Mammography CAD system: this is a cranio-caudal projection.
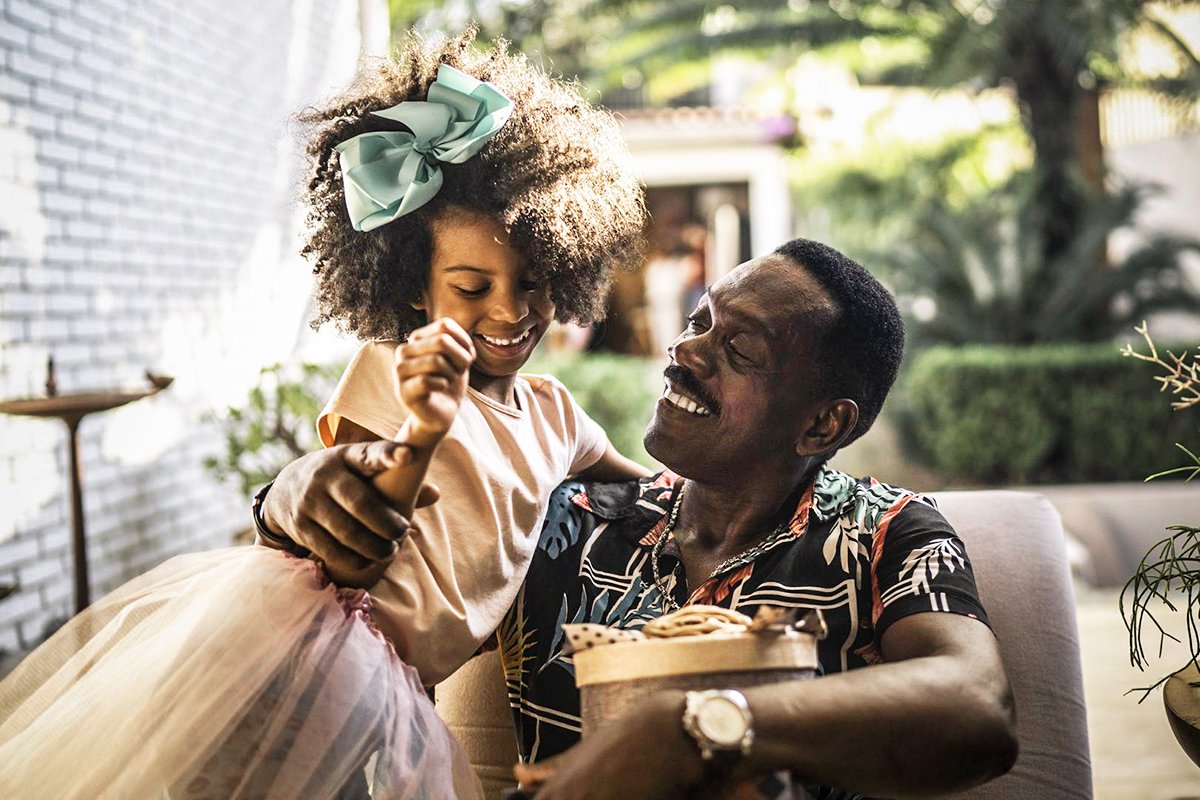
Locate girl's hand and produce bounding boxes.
[394,318,475,448]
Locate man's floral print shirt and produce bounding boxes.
[498,466,991,800]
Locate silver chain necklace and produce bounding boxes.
[651,482,795,612]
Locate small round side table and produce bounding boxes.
[0,381,171,613]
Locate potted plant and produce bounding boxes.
[1120,322,1200,765]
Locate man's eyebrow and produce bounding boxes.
[708,289,779,341]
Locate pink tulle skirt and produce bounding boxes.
[0,546,483,800]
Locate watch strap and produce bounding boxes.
[252,482,311,557]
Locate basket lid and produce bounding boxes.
[573,631,818,687]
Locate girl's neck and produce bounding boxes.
[468,369,520,407]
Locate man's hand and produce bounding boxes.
[513,692,703,800]
[262,440,439,588]
[394,318,475,448]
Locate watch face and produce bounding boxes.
[697,696,748,746]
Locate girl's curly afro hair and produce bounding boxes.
[298,29,647,341]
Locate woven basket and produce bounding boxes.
[573,631,818,736]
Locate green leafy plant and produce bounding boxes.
[204,363,346,499]
[874,173,1200,348]
[903,341,1198,484]
[1120,322,1200,701]
[573,0,1199,284]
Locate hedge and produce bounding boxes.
[903,343,1198,484]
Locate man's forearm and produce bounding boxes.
[735,649,1016,796]
[634,615,1017,798]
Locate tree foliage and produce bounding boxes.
[203,363,344,500]
[875,173,1200,346]
[575,0,1199,268]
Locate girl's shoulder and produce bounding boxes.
[516,372,570,399]
[515,373,584,418]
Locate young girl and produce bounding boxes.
[0,30,648,799]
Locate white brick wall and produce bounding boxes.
[0,0,366,654]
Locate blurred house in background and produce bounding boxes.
[601,106,793,355]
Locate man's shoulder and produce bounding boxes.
[550,471,679,519]
[811,465,940,530]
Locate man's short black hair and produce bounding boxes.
[774,238,905,448]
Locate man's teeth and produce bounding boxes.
[663,388,712,417]
[479,330,532,347]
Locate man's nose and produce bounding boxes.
[490,290,529,324]
[668,331,713,378]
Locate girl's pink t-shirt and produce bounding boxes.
[318,341,607,685]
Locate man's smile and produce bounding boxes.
[661,380,716,417]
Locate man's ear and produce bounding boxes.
[795,399,859,457]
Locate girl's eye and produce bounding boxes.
[454,285,489,298]
[519,279,540,292]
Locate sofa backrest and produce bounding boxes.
[930,490,1092,800]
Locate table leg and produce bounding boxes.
[66,418,89,613]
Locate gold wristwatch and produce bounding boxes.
[682,688,755,770]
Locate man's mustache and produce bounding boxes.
[662,364,720,414]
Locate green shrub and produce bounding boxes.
[204,362,346,499]
[526,351,662,468]
[904,344,1198,484]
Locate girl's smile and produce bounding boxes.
[417,210,555,405]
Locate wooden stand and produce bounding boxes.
[0,383,171,613]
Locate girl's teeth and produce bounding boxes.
[481,330,530,346]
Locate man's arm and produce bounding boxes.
[258,428,439,588]
[743,613,1016,795]
[517,612,1017,799]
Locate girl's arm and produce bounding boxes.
[576,441,653,481]
[362,318,475,524]
[262,320,473,588]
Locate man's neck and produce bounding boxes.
[673,461,822,565]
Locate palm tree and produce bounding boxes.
[576,0,1200,290]
[875,174,1200,346]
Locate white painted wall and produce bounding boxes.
[0,0,367,653]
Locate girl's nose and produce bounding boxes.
[490,290,529,324]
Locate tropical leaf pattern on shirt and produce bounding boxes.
[818,473,915,584]
[501,468,987,800]
[498,588,536,697]
[539,480,588,558]
[898,538,966,593]
[822,512,870,582]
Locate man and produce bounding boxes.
[262,238,1017,799]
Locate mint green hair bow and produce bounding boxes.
[334,65,514,232]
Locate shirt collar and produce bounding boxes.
[572,464,863,547]
[569,470,680,525]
